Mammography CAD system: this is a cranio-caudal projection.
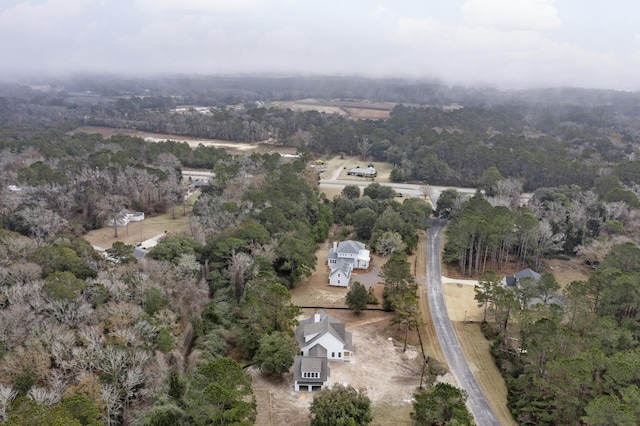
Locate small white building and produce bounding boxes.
[107,210,145,227]
[347,166,377,178]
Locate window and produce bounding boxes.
[300,351,304,356]
[332,352,335,357]
[338,352,342,358]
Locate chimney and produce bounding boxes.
[314,312,321,323]
[333,241,337,251]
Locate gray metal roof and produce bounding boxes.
[337,240,365,254]
[514,268,541,282]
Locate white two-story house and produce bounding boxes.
[293,311,353,391]
[327,240,370,287]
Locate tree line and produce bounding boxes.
[475,242,640,425]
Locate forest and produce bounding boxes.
[1,75,640,424]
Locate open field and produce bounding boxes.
[70,126,298,156]
[268,99,348,116]
[267,98,394,120]
[332,100,395,120]
[82,192,197,249]
[82,210,191,249]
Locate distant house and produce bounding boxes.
[327,240,370,287]
[107,209,145,227]
[505,268,564,307]
[347,166,377,178]
[293,311,353,391]
[505,268,541,287]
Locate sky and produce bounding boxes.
[2,0,640,91]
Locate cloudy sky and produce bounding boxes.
[2,0,640,90]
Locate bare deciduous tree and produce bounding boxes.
[226,251,254,301]
[0,385,17,423]
[0,304,37,351]
[13,204,69,243]
[101,383,123,426]
[0,262,41,285]
[27,386,61,406]
[577,235,630,268]
[357,137,372,161]
[494,178,523,208]
[603,201,629,221]
[96,194,130,238]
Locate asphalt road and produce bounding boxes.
[319,179,427,198]
[426,219,500,426]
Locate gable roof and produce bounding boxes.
[514,268,541,282]
[348,166,377,175]
[296,311,353,352]
[337,240,365,254]
[329,261,352,278]
[293,356,329,383]
[301,357,322,373]
[309,344,327,358]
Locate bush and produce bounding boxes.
[367,287,379,305]
[310,384,372,426]
[144,287,168,316]
[156,327,174,352]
